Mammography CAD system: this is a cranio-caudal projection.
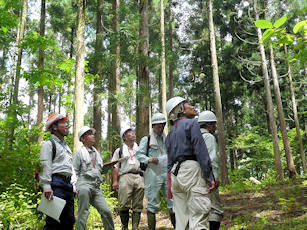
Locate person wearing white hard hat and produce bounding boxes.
[198,111,224,230]
[39,113,77,229]
[111,128,144,230]
[135,113,175,230]
[165,97,216,230]
[73,126,115,230]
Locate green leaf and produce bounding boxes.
[273,16,287,28]
[255,20,273,29]
[259,29,274,43]
[293,20,307,34]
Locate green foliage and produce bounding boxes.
[254,14,306,62]
[0,183,44,229]
[230,126,275,180]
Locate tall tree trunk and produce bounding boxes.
[207,0,229,185]
[136,0,150,142]
[284,46,306,173]
[168,0,174,98]
[253,0,283,180]
[160,0,168,132]
[37,0,46,144]
[93,0,104,152]
[73,0,86,152]
[8,0,27,149]
[269,45,297,177]
[109,0,121,151]
[66,26,75,121]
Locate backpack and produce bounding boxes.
[118,135,150,171]
[34,139,57,182]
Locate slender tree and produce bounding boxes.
[73,0,86,151]
[269,45,297,177]
[110,0,121,151]
[136,0,150,142]
[168,0,174,99]
[207,0,229,185]
[37,0,46,144]
[160,0,168,131]
[93,0,104,152]
[254,0,283,180]
[284,46,306,173]
[8,0,27,149]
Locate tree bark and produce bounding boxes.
[93,0,104,152]
[8,0,27,149]
[160,0,168,132]
[207,0,229,185]
[37,0,46,144]
[136,0,150,143]
[269,45,297,177]
[253,0,283,180]
[73,0,86,152]
[109,0,121,151]
[168,0,174,99]
[284,46,306,173]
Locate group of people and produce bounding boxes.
[39,96,224,230]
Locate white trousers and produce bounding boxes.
[171,160,211,230]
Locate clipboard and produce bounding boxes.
[37,194,66,223]
[101,157,127,174]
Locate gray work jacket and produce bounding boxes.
[39,134,76,190]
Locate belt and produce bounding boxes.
[173,155,197,176]
[52,173,71,183]
[124,171,143,177]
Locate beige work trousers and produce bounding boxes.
[118,173,144,212]
[171,160,211,230]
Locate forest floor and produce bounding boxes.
[112,178,306,229]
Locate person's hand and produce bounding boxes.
[148,157,159,164]
[44,188,53,200]
[207,180,216,193]
[215,178,220,188]
[73,189,78,197]
[112,181,119,191]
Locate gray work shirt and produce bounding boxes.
[73,146,104,188]
[166,118,214,182]
[39,134,76,190]
[200,128,220,179]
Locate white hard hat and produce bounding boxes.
[198,111,217,123]
[78,126,96,141]
[120,127,134,139]
[152,113,166,124]
[166,96,186,116]
[45,113,67,130]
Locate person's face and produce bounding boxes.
[207,122,217,134]
[153,123,166,136]
[82,130,95,147]
[124,130,136,143]
[183,102,196,118]
[54,119,69,136]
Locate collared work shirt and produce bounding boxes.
[112,143,140,176]
[200,128,220,179]
[166,118,214,182]
[73,146,104,188]
[39,134,76,190]
[136,129,166,164]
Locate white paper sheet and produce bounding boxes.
[150,155,168,175]
[37,194,66,223]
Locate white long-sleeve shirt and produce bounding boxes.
[39,134,76,190]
